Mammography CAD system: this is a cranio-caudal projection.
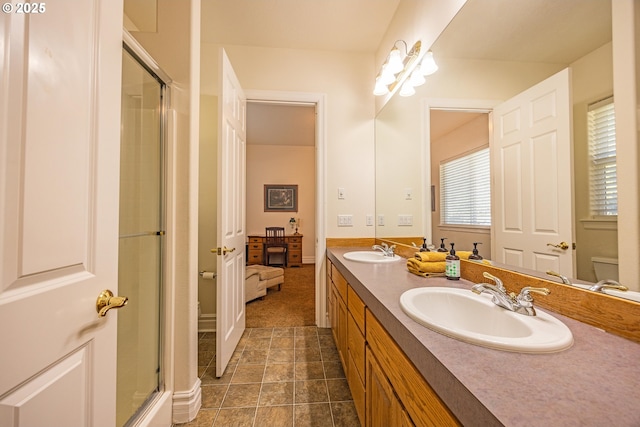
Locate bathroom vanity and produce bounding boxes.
[327,247,640,427]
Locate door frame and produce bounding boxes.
[244,90,328,328]
[422,98,502,255]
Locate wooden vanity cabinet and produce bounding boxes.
[328,261,348,368]
[366,345,413,427]
[327,257,459,427]
[366,311,460,427]
[347,286,366,425]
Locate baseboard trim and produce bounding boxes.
[198,314,215,333]
[172,378,202,424]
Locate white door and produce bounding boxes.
[0,1,123,426]
[216,49,247,377]
[492,68,575,276]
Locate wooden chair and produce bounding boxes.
[264,227,288,267]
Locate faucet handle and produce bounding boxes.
[546,270,571,285]
[517,287,550,302]
[482,272,505,292]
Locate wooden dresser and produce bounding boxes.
[247,234,303,267]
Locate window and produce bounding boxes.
[440,147,490,226]
[588,97,617,216]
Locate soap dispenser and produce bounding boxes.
[469,242,483,261]
[420,237,430,252]
[445,243,460,280]
[436,238,448,252]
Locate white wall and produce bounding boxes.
[571,42,617,282]
[127,0,201,422]
[198,94,217,324]
[612,0,640,288]
[201,43,376,239]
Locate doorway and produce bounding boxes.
[117,45,167,427]
[245,91,327,327]
[245,100,317,325]
[429,109,492,255]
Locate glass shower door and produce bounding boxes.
[117,47,165,427]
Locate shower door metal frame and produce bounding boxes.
[120,32,172,427]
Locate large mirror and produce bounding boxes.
[375,0,633,296]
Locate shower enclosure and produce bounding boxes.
[117,45,167,427]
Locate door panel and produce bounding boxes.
[493,68,575,276]
[216,49,247,377]
[0,1,123,425]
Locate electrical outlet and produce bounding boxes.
[398,214,413,226]
[338,187,345,199]
[337,214,353,227]
[366,214,374,226]
[377,214,385,226]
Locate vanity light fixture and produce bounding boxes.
[374,40,438,97]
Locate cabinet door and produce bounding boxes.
[337,294,348,368]
[366,311,460,426]
[329,284,337,342]
[366,346,413,427]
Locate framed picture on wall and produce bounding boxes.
[264,184,298,212]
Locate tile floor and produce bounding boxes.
[178,326,360,427]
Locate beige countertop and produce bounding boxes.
[327,247,640,427]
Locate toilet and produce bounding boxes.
[591,256,619,281]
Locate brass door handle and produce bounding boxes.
[96,290,128,317]
[211,246,236,255]
[547,241,569,250]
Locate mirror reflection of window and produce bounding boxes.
[439,147,491,226]
[588,97,617,217]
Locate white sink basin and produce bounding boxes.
[400,287,573,353]
[343,251,403,264]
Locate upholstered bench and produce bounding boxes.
[245,265,284,303]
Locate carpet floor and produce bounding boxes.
[246,264,316,328]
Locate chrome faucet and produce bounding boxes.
[589,279,628,293]
[372,242,396,257]
[546,270,571,285]
[471,272,550,316]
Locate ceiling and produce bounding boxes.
[433,0,611,64]
[201,0,401,53]
[200,0,401,146]
[247,102,316,146]
[200,0,612,146]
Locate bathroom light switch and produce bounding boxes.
[338,187,345,199]
[404,188,413,200]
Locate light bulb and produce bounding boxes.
[399,81,415,97]
[420,51,438,76]
[387,48,404,74]
[379,67,396,85]
[373,79,389,96]
[409,69,425,87]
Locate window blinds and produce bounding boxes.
[439,147,491,226]
[588,98,617,216]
